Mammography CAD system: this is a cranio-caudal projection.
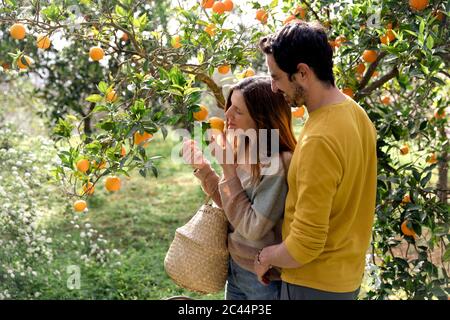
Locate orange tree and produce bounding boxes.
[0,0,448,299]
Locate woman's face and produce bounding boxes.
[225,90,257,132]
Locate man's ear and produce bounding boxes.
[296,63,310,80]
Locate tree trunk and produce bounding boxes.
[437,126,449,203]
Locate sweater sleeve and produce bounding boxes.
[284,136,342,265]
[218,170,288,242]
[193,165,222,208]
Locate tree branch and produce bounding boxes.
[355,67,399,100]
[357,51,388,92]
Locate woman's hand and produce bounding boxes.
[210,132,237,180]
[181,138,209,170]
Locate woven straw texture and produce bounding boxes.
[164,203,229,294]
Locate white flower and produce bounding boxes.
[80,232,86,238]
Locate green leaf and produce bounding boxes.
[97,81,108,93]
[443,246,450,262]
[420,172,432,187]
[426,36,434,50]
[115,4,127,17]
[86,94,103,103]
[93,105,108,113]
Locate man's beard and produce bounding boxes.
[284,82,306,108]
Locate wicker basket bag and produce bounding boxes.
[164,198,229,294]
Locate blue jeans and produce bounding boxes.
[225,258,281,300]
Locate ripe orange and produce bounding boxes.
[328,40,337,49]
[218,64,230,74]
[16,55,33,69]
[400,145,409,155]
[212,1,226,14]
[381,96,391,105]
[362,50,378,63]
[335,35,347,47]
[106,90,118,102]
[434,109,446,120]
[372,71,380,78]
[134,131,153,146]
[208,117,225,132]
[256,9,268,24]
[283,15,299,25]
[409,0,429,11]
[121,145,127,157]
[427,153,438,164]
[223,0,234,11]
[242,67,255,78]
[293,6,307,19]
[201,0,214,8]
[205,24,216,37]
[342,88,354,98]
[401,220,416,237]
[121,32,129,41]
[74,200,87,212]
[83,182,95,195]
[171,35,182,49]
[105,176,121,192]
[380,29,395,44]
[193,105,209,121]
[76,159,90,173]
[92,160,106,169]
[36,35,51,50]
[10,23,26,40]
[89,46,104,61]
[292,106,305,118]
[402,194,411,204]
[356,63,365,75]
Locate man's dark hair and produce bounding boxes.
[259,21,335,86]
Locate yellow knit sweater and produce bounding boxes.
[282,97,377,293]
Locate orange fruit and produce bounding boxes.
[10,23,26,40]
[16,55,33,69]
[208,117,225,132]
[218,64,230,74]
[401,220,416,237]
[380,29,396,44]
[83,182,95,195]
[381,96,391,105]
[372,71,380,78]
[242,68,255,78]
[434,109,446,120]
[409,0,429,11]
[121,32,129,41]
[89,46,104,61]
[76,159,90,173]
[73,200,87,212]
[1,62,10,70]
[171,35,182,49]
[201,0,214,8]
[402,194,411,204]
[342,88,354,98]
[134,131,153,146]
[427,153,438,164]
[400,145,409,155]
[106,90,118,102]
[362,50,378,63]
[223,0,234,11]
[212,1,226,14]
[328,40,337,49]
[292,106,305,118]
[193,105,209,121]
[256,9,268,24]
[335,35,347,47]
[356,63,365,75]
[205,23,216,37]
[105,176,121,192]
[433,10,445,21]
[121,146,127,157]
[36,34,51,50]
[92,160,106,169]
[283,15,299,25]
[293,6,307,19]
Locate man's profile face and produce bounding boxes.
[266,54,306,108]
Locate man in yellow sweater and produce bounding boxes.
[255,21,377,299]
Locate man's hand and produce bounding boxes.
[254,251,272,286]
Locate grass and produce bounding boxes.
[41,131,225,299]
